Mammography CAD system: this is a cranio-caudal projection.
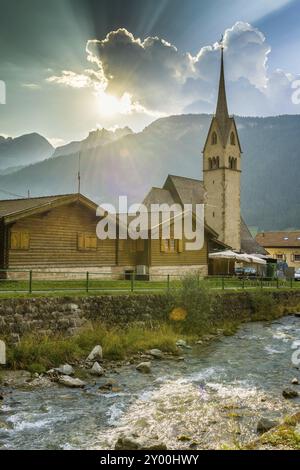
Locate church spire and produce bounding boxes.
[216,41,229,128]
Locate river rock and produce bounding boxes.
[282,388,299,399]
[294,312,300,318]
[87,345,103,362]
[291,378,299,385]
[58,376,86,388]
[148,349,163,359]
[115,435,167,450]
[176,340,192,349]
[136,362,151,374]
[57,364,74,376]
[0,340,6,365]
[257,417,279,434]
[90,362,104,376]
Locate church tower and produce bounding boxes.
[203,45,242,251]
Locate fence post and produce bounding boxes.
[86,272,89,293]
[29,270,33,294]
[291,277,293,289]
[167,274,170,293]
[222,276,225,290]
[197,275,200,288]
[277,277,279,289]
[131,273,135,292]
[242,277,245,289]
[261,276,263,289]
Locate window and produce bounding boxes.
[229,157,237,170]
[276,254,285,261]
[295,254,300,262]
[208,158,213,170]
[10,231,30,250]
[211,157,220,169]
[211,132,217,145]
[230,132,236,146]
[78,233,97,251]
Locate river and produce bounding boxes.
[0,315,300,450]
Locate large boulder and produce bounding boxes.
[136,362,151,374]
[87,345,103,362]
[282,388,299,399]
[257,417,279,434]
[115,435,167,450]
[58,376,86,388]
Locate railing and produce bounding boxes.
[0,270,299,295]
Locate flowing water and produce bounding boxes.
[1,315,300,450]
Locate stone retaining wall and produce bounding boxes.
[0,290,299,344]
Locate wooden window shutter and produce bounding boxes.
[78,233,85,251]
[88,235,97,250]
[20,232,30,250]
[10,232,20,250]
[160,239,166,253]
[178,239,184,253]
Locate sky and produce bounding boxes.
[0,0,300,145]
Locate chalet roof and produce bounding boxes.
[0,193,97,224]
[241,219,267,255]
[256,231,300,248]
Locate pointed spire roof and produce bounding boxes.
[216,46,229,127]
[203,41,242,152]
[214,45,232,147]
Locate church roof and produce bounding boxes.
[143,176,264,255]
[241,219,267,255]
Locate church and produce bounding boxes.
[142,45,265,277]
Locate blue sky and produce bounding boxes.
[0,0,300,144]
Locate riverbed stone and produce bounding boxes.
[0,340,6,365]
[90,362,104,376]
[57,364,75,376]
[282,388,299,399]
[176,340,192,349]
[58,376,86,388]
[136,362,151,374]
[87,345,103,362]
[148,349,163,359]
[257,417,279,434]
[291,378,299,385]
[114,435,167,451]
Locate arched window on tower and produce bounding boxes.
[211,132,217,145]
[230,132,236,146]
[208,158,212,170]
[216,156,220,168]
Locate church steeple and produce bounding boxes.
[203,38,242,251]
[216,45,229,124]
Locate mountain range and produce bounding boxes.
[0,114,299,231]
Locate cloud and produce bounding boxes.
[47,23,300,118]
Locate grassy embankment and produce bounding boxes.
[3,276,298,374]
[0,276,299,298]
